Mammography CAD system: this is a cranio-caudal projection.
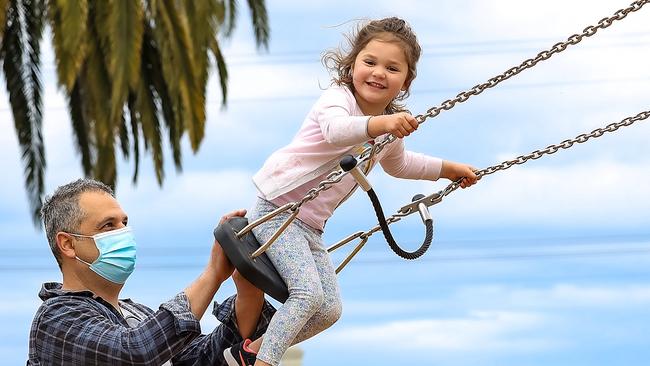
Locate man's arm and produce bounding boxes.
[29,295,201,366]
[170,294,276,366]
[183,209,245,319]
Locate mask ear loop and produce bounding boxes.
[67,233,97,266]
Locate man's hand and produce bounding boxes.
[211,209,247,283]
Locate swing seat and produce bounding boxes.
[214,217,289,303]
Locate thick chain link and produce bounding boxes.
[287,0,649,212]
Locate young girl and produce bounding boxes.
[224,17,478,366]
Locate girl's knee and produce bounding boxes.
[290,285,325,314]
[316,293,342,330]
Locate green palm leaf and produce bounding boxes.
[107,0,143,127]
[246,0,269,49]
[48,0,87,91]
[68,80,93,175]
[5,0,271,225]
[2,0,45,225]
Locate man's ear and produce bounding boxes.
[56,232,76,259]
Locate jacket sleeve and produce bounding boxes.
[171,295,277,365]
[30,293,200,366]
[315,88,371,147]
[379,138,443,180]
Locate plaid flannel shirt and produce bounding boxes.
[27,282,275,365]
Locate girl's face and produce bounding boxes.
[351,38,409,115]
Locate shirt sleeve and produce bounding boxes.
[379,138,443,180]
[315,88,371,147]
[30,293,201,366]
[170,295,277,365]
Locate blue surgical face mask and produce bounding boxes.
[70,226,137,284]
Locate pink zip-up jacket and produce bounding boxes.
[253,86,443,230]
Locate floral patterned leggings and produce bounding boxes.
[250,198,342,366]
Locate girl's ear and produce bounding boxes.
[401,78,412,91]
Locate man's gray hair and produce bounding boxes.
[41,178,114,266]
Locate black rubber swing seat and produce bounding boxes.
[213,216,289,303]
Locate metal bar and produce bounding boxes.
[250,208,300,258]
[236,203,294,238]
[327,231,364,253]
[335,237,369,274]
[398,192,442,215]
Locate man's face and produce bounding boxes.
[73,191,129,264]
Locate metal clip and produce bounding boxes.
[398,191,443,216]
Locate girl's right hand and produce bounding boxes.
[368,112,419,138]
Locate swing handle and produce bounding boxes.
[340,155,372,191]
[411,194,432,224]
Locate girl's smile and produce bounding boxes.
[351,37,409,115]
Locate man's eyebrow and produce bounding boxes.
[95,215,128,229]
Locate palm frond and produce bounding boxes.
[142,26,182,169]
[118,113,129,158]
[83,1,115,188]
[223,0,237,37]
[107,0,143,127]
[2,0,45,225]
[246,0,269,50]
[151,0,204,151]
[209,37,228,106]
[135,65,164,185]
[127,93,140,183]
[68,80,93,175]
[48,0,88,91]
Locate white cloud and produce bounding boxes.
[363,158,650,229]
[455,284,650,309]
[118,169,257,228]
[320,310,551,351]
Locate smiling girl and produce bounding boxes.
[224,17,479,366]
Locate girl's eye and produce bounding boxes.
[363,60,375,66]
[388,66,400,72]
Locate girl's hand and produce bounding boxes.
[440,160,479,188]
[368,112,419,138]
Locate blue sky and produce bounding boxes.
[2,0,650,364]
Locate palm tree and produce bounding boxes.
[1,0,269,225]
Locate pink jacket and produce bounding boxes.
[253,86,442,229]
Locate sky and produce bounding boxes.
[1,0,650,365]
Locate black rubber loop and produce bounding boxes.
[367,189,433,260]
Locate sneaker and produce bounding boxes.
[223,338,257,366]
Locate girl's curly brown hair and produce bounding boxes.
[322,17,421,114]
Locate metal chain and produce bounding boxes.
[289,170,345,210]
[440,110,650,202]
[349,110,650,245]
[477,110,650,178]
[415,0,649,124]
[364,0,650,161]
[285,0,649,213]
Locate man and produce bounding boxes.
[28,178,274,365]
